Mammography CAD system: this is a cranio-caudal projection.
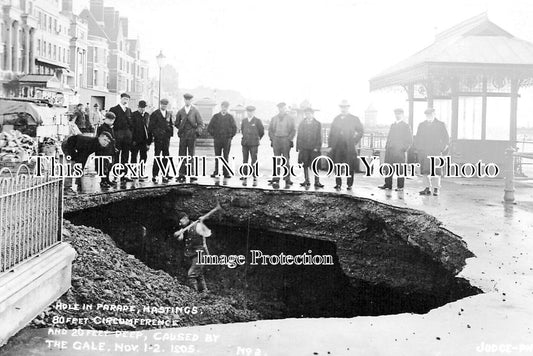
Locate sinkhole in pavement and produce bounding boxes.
[65,187,482,319]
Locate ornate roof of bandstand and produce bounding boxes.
[369,13,533,91]
[369,13,533,168]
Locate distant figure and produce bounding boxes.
[175,93,204,182]
[96,112,117,188]
[297,106,323,188]
[329,100,364,190]
[378,108,413,191]
[109,93,133,172]
[173,212,212,293]
[90,103,103,129]
[131,100,151,175]
[240,105,264,180]
[208,101,237,178]
[149,98,174,183]
[74,103,93,134]
[268,102,295,188]
[414,107,449,196]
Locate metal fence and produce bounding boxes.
[0,166,63,273]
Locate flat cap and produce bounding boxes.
[104,112,116,120]
[246,105,256,111]
[138,100,147,108]
[160,98,169,105]
[98,131,114,141]
[424,108,435,114]
[221,101,230,107]
[393,108,404,113]
[277,102,287,108]
[120,93,130,99]
[183,93,194,100]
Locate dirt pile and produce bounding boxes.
[30,221,259,330]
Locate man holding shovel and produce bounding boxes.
[173,204,221,293]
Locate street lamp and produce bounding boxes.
[156,50,166,105]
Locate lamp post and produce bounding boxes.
[156,50,166,105]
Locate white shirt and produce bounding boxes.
[119,104,127,112]
[184,106,191,114]
[160,109,167,117]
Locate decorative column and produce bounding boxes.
[12,21,20,72]
[29,28,35,73]
[407,83,414,129]
[23,26,30,73]
[509,78,519,145]
[5,20,12,71]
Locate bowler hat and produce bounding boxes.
[138,100,147,108]
[303,106,316,113]
[246,105,256,111]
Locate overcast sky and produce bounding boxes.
[75,0,533,125]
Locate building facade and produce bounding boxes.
[0,0,150,109]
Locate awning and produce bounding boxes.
[14,74,62,89]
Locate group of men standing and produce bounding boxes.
[62,92,450,195]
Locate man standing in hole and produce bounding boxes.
[173,212,212,293]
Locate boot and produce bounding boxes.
[197,276,208,293]
[188,277,198,292]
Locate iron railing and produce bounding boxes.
[0,166,63,273]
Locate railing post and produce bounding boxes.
[503,147,515,203]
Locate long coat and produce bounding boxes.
[384,120,413,163]
[175,106,204,139]
[148,109,173,143]
[109,104,133,143]
[414,119,449,174]
[131,110,151,145]
[328,114,364,164]
[297,118,322,151]
[414,119,449,156]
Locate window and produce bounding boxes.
[458,97,482,139]
[94,47,98,62]
[37,39,41,55]
[53,45,56,60]
[486,97,510,140]
[48,43,51,57]
[93,69,98,86]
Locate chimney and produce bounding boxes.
[62,0,73,13]
[90,0,104,22]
